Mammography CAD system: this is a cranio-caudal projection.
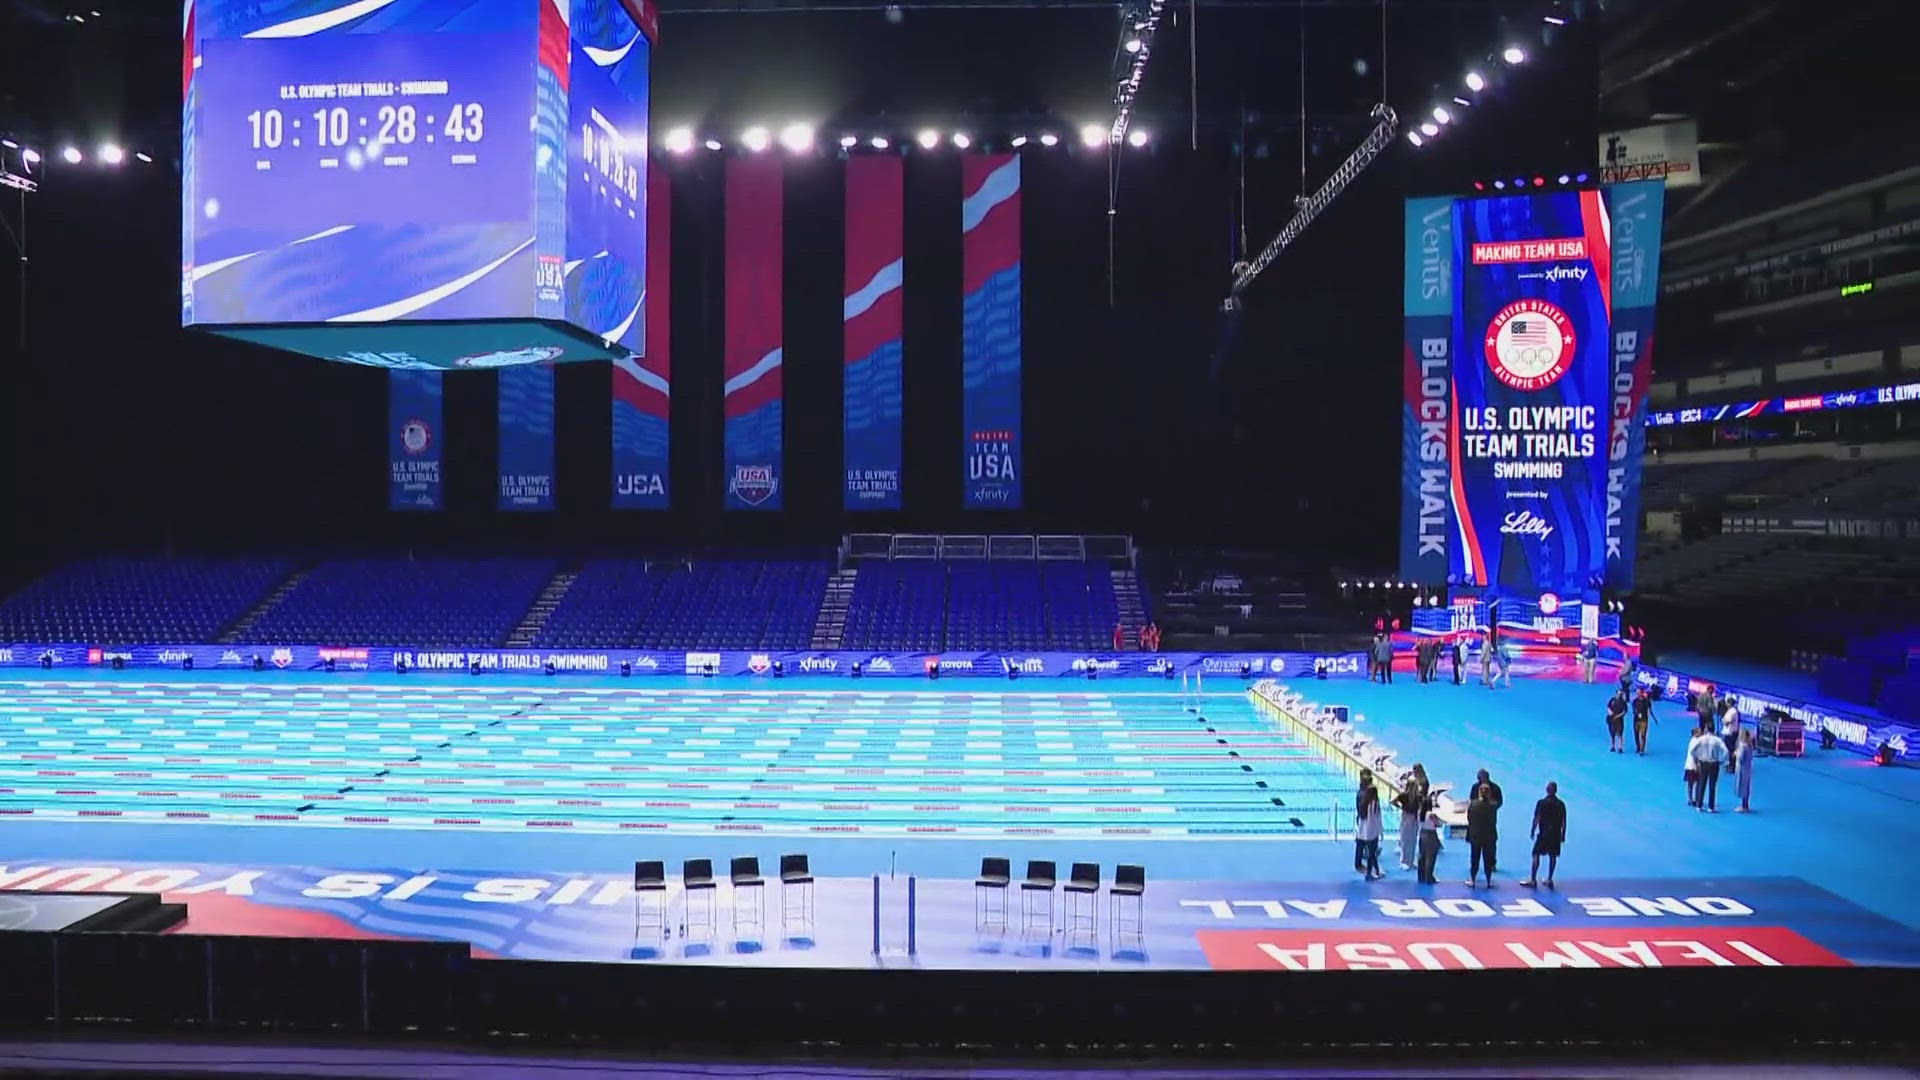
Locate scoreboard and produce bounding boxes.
[182,0,654,370]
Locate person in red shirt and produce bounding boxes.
[1145,622,1161,652]
[1113,623,1125,651]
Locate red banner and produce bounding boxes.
[1198,927,1850,971]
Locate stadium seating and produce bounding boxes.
[841,561,1121,652]
[0,556,292,645]
[533,559,829,651]
[238,557,555,649]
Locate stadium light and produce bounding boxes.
[838,134,857,150]
[1108,0,1168,147]
[663,126,694,154]
[951,132,972,149]
[916,129,939,149]
[134,151,152,163]
[98,143,123,165]
[1039,133,1059,147]
[1557,173,1570,185]
[741,125,771,152]
[1503,46,1526,64]
[1127,129,1148,148]
[1229,104,1398,305]
[1432,106,1451,125]
[1419,122,1438,137]
[870,135,890,150]
[1543,15,1566,25]
[60,146,81,164]
[778,122,814,153]
[1010,135,1029,148]
[1494,179,1505,189]
[703,138,723,151]
[1124,37,1141,53]
[1406,131,1423,147]
[1464,71,1486,92]
[1079,123,1105,148]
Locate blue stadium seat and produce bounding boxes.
[0,556,292,645]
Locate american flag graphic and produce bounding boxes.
[1508,317,1556,346]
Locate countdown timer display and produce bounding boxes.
[182,0,651,368]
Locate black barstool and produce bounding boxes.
[778,853,813,935]
[682,858,716,942]
[975,856,1011,933]
[1063,862,1100,947]
[1020,859,1056,937]
[1110,863,1146,947]
[730,856,765,938]
[632,860,667,947]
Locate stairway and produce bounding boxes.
[506,570,577,648]
[218,568,309,644]
[1112,569,1146,650]
[809,568,857,650]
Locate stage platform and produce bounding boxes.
[1,669,1916,972]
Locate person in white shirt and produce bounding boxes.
[1686,724,1730,812]
[1720,701,1742,777]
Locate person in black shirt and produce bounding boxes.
[1448,638,1464,684]
[1631,687,1654,755]
[1521,782,1566,888]
[1472,768,1503,810]
[1464,781,1499,888]
[1605,692,1628,753]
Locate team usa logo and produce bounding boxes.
[1537,591,1561,616]
[729,464,777,506]
[1484,299,1576,392]
[399,419,434,455]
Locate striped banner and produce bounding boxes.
[961,154,1022,509]
[843,156,904,510]
[497,364,555,511]
[387,369,443,512]
[723,157,783,510]
[611,166,670,508]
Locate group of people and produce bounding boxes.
[1113,622,1161,652]
[1681,683,1757,813]
[1371,632,1513,688]
[1353,765,1568,889]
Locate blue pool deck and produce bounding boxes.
[1,667,1916,970]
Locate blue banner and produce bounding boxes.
[961,154,1022,509]
[1400,196,1457,584]
[497,364,555,511]
[0,643,1367,682]
[388,369,443,511]
[1601,180,1664,589]
[844,156,905,510]
[1450,191,1613,597]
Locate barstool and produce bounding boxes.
[778,853,813,935]
[730,856,765,938]
[1110,863,1146,947]
[681,858,716,942]
[1063,862,1100,947]
[975,856,1011,933]
[1019,859,1056,937]
[632,860,667,947]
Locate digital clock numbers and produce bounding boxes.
[245,103,486,151]
[581,114,641,202]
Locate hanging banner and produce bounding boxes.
[612,166,671,509]
[961,153,1022,509]
[497,364,555,511]
[723,157,783,510]
[1599,120,1700,188]
[1400,196,1456,585]
[844,156,905,510]
[1449,190,1613,597]
[387,369,443,511]
[1601,179,1665,589]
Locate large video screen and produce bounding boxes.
[1401,181,1665,597]
[182,0,649,368]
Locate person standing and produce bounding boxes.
[1374,635,1395,685]
[1631,687,1654,755]
[1521,782,1566,888]
[1480,633,1496,687]
[1720,699,1742,777]
[1580,638,1599,684]
[1687,723,1729,812]
[1735,728,1756,812]
[1397,764,1431,870]
[1113,623,1126,651]
[1494,634,1513,688]
[1417,806,1444,884]
[1464,782,1499,888]
[1695,684,1718,733]
[1354,771,1384,880]
[1605,691,1628,753]
[1448,638,1464,685]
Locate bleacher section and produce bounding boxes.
[0,556,292,645]
[533,559,828,651]
[238,558,556,649]
[840,561,1119,653]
